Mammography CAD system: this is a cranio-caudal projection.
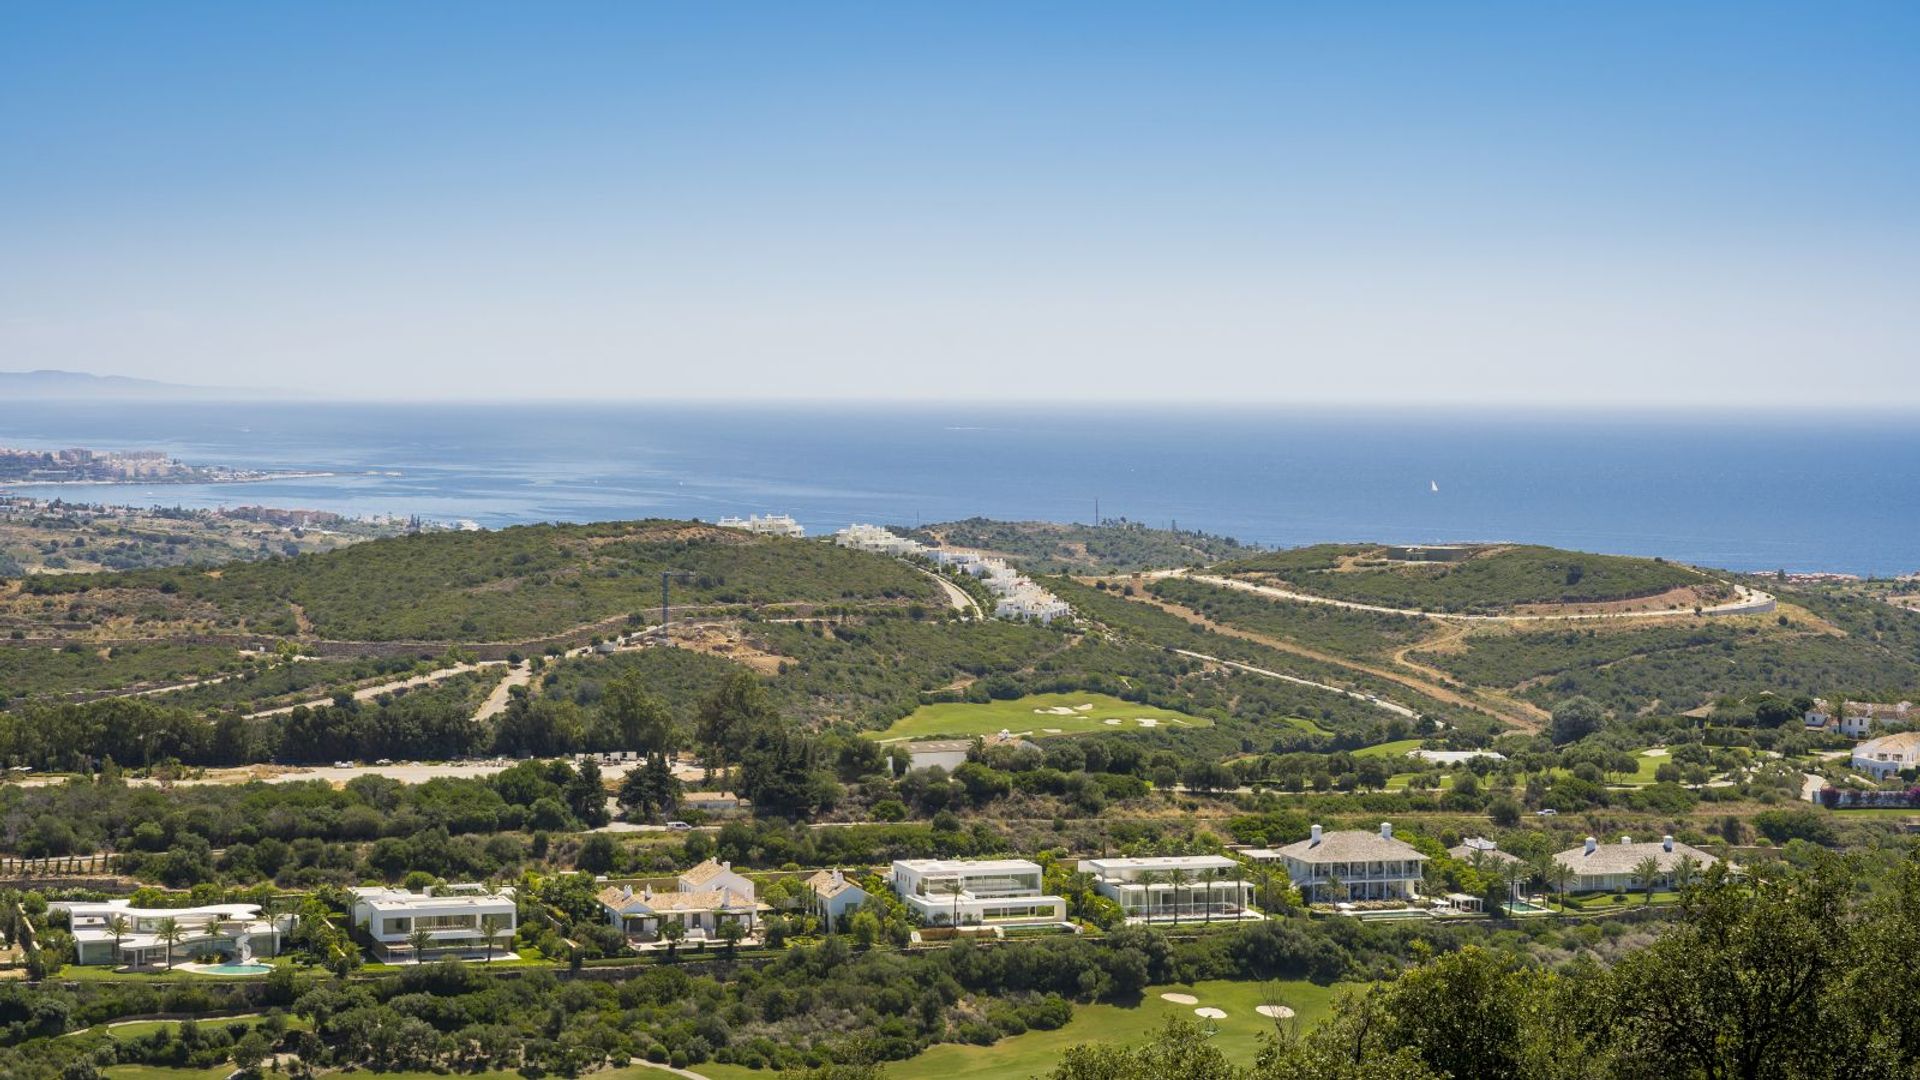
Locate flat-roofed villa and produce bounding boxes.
[1272,823,1428,904]
[1076,854,1259,923]
[597,859,768,945]
[53,900,287,969]
[890,858,1067,927]
[1552,835,1722,894]
[348,884,518,963]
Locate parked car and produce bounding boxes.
[665,821,693,831]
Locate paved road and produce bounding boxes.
[1183,572,1776,622]
[919,566,982,619]
[245,661,507,719]
[471,661,533,722]
[1172,648,1420,719]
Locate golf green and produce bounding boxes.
[879,692,1211,741]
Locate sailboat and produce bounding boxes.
[1430,480,1439,493]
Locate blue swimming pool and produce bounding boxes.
[197,963,273,976]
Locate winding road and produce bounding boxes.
[1181,572,1776,622]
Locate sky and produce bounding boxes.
[2,2,1917,405]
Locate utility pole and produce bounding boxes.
[660,570,693,630]
[1093,497,1099,527]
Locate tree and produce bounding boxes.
[1550,696,1606,745]
[1201,866,1220,925]
[106,914,130,967]
[1544,860,1575,913]
[618,755,682,821]
[1050,1017,1238,1080]
[1169,867,1192,926]
[717,917,746,957]
[696,671,776,780]
[661,920,686,958]
[155,917,184,970]
[409,927,434,964]
[937,877,965,927]
[600,671,675,757]
[849,911,880,948]
[1632,856,1664,905]
[1671,854,1702,891]
[479,914,507,962]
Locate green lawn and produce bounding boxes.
[706,979,1350,1080]
[1352,738,1423,759]
[878,692,1211,741]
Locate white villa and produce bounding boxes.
[54,900,286,968]
[890,858,1068,927]
[1447,836,1523,868]
[1851,731,1920,779]
[717,513,806,538]
[1270,823,1428,904]
[804,868,869,925]
[1551,835,1722,894]
[994,588,1072,624]
[597,859,768,945]
[348,884,518,963]
[1077,855,1259,923]
[1806,698,1912,737]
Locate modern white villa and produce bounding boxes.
[1851,731,1920,779]
[1270,823,1428,904]
[1551,835,1722,894]
[53,900,286,969]
[597,859,767,945]
[348,884,518,963]
[890,858,1067,926]
[804,868,869,925]
[1077,854,1259,923]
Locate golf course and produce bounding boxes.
[877,692,1212,741]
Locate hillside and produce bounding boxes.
[1,519,939,643]
[917,517,1257,573]
[1211,543,1715,615]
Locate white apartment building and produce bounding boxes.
[53,900,286,968]
[1271,823,1428,904]
[717,513,806,538]
[1077,855,1258,923]
[890,858,1067,927]
[348,884,518,962]
[834,523,924,557]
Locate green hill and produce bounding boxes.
[8,520,939,642]
[1211,543,1712,614]
[915,518,1256,573]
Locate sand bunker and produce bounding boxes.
[1043,727,1063,734]
[1103,718,1123,726]
[1159,992,1199,1005]
[1256,1005,1295,1019]
[1194,1007,1228,1019]
[1135,718,1160,727]
[1035,706,1080,715]
[1074,703,1094,711]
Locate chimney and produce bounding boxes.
[621,885,632,900]
[832,868,844,886]
[642,885,652,900]
[721,861,731,871]
[1584,836,1598,854]
[1662,835,1674,852]
[1379,822,1393,839]
[1310,824,1323,844]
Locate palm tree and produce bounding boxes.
[1135,870,1163,923]
[1545,860,1576,913]
[106,914,130,968]
[1671,854,1702,892]
[1200,867,1220,925]
[938,878,965,928]
[408,927,434,964]
[1324,873,1344,906]
[1632,856,1665,905]
[155,917,184,971]
[1167,868,1193,927]
[479,914,507,962]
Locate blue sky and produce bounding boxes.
[3,2,1916,403]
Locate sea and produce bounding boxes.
[2,400,1917,576]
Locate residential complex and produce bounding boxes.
[348,884,518,963]
[1805,698,1913,737]
[1550,835,1721,894]
[890,858,1067,926]
[836,526,1072,624]
[1077,854,1258,923]
[1268,823,1428,904]
[716,513,806,538]
[53,900,285,968]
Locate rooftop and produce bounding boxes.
[1274,827,1427,864]
[893,858,1041,875]
[1552,836,1721,876]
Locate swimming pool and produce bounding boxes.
[1504,900,1553,915]
[196,962,273,976]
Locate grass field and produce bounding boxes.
[1352,738,1424,759]
[878,692,1211,741]
[701,979,1348,1080]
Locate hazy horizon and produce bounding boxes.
[4,3,1917,406]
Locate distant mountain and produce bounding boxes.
[0,369,265,399]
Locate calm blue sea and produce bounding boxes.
[2,401,1917,575]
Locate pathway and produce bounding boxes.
[244,661,505,718]
[1171,648,1419,720]
[471,660,533,722]
[920,566,982,619]
[1182,572,1776,623]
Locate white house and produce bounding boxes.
[1851,731,1920,779]
[803,868,869,926]
[598,859,765,944]
[834,524,923,557]
[1076,854,1258,923]
[1270,823,1428,904]
[897,739,973,774]
[348,884,518,963]
[890,858,1067,927]
[53,900,286,968]
[1806,698,1912,737]
[1551,835,1722,894]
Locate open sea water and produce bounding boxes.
[3,401,1917,576]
